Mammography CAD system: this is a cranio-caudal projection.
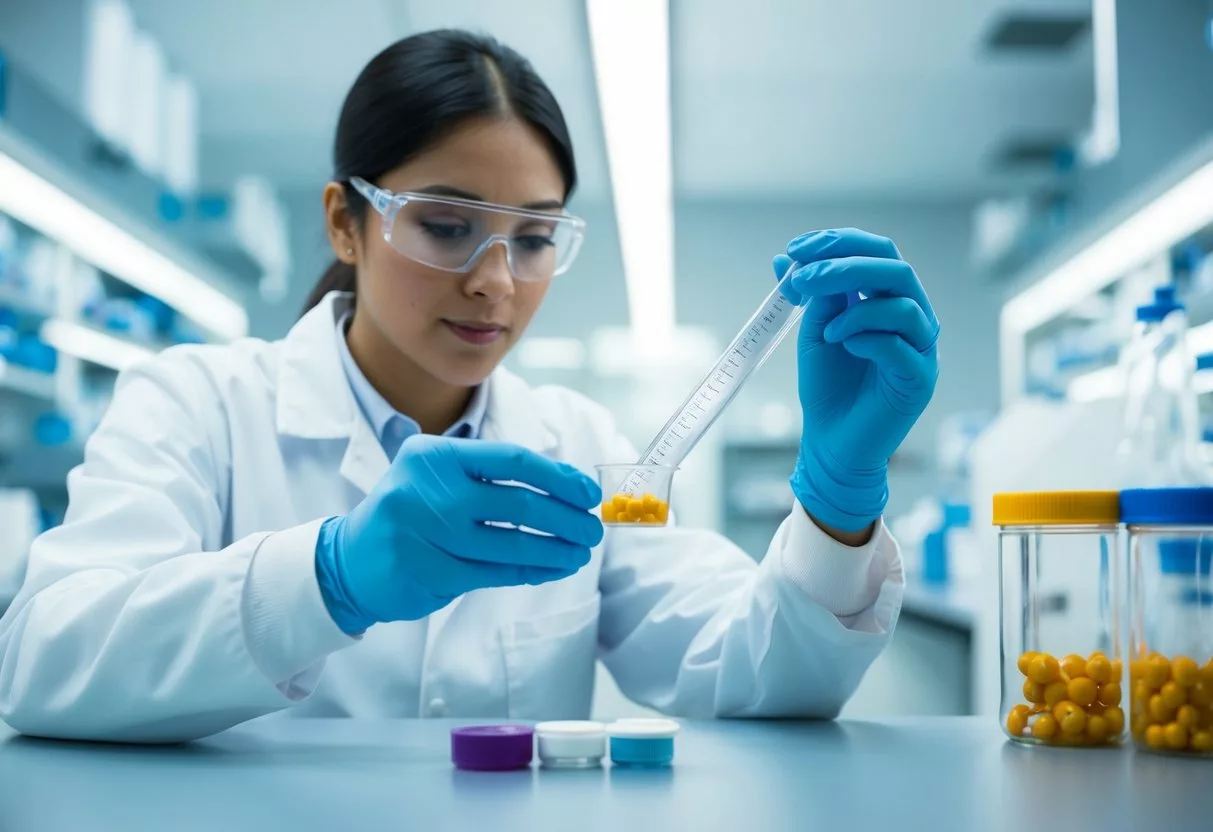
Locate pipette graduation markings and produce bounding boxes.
[612,262,805,499]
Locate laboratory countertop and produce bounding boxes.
[1,717,1209,832]
[900,576,984,630]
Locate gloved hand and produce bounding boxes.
[773,228,939,533]
[315,434,604,634]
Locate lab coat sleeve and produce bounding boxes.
[597,437,904,719]
[0,351,352,743]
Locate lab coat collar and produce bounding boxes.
[276,291,359,440]
[275,290,559,459]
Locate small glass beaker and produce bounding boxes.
[596,464,677,526]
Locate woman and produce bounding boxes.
[0,30,938,742]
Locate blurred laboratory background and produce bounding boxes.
[1,0,1212,719]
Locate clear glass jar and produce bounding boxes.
[1123,488,1213,756]
[995,492,1124,747]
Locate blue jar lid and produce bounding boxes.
[1157,539,1213,574]
[1121,488,1213,524]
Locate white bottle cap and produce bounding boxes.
[605,717,680,739]
[534,720,607,768]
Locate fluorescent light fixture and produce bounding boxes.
[0,150,248,340]
[516,337,587,370]
[586,0,675,343]
[1078,0,1120,167]
[40,319,154,371]
[1002,157,1213,336]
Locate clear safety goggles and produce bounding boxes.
[349,177,586,282]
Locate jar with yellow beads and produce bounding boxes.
[1121,488,1213,756]
[994,491,1124,747]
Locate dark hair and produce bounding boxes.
[301,29,578,316]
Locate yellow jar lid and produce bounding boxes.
[992,491,1119,526]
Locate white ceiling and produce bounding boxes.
[126,0,611,199]
[126,0,1094,201]
[674,0,1094,198]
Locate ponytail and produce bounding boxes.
[301,259,356,317]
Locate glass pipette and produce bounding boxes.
[618,263,805,496]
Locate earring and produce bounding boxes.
[345,248,354,256]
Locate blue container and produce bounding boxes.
[33,412,71,446]
[1157,539,1213,575]
[607,719,679,768]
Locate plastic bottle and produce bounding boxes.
[1115,286,1208,487]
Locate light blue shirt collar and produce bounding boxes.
[335,312,488,459]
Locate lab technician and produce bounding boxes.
[0,30,939,742]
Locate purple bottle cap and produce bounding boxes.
[450,725,534,771]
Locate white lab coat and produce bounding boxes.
[0,292,904,743]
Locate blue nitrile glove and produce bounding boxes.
[773,228,939,532]
[315,434,604,634]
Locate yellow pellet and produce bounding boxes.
[1191,730,1213,752]
[1104,706,1125,735]
[1086,715,1109,742]
[1033,714,1058,740]
[1054,701,1087,736]
[1029,654,1061,684]
[1177,704,1201,730]
[1173,656,1201,687]
[1098,681,1122,707]
[1067,677,1098,708]
[1023,679,1046,704]
[1165,722,1189,750]
[1085,654,1112,684]
[1017,652,1038,676]
[1043,681,1069,707]
[1149,694,1175,724]
[1006,704,1030,737]
[1061,654,1088,680]
[1160,681,1187,710]
[1145,655,1171,690]
[602,493,669,525]
[1109,658,1123,681]
[1145,724,1167,749]
[1133,679,1151,706]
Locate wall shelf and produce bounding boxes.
[0,361,55,401]
[0,48,249,341]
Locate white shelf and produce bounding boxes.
[0,284,54,319]
[0,121,248,342]
[39,319,157,372]
[1000,132,1213,404]
[0,359,55,400]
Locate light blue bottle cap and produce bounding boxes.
[607,718,680,767]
